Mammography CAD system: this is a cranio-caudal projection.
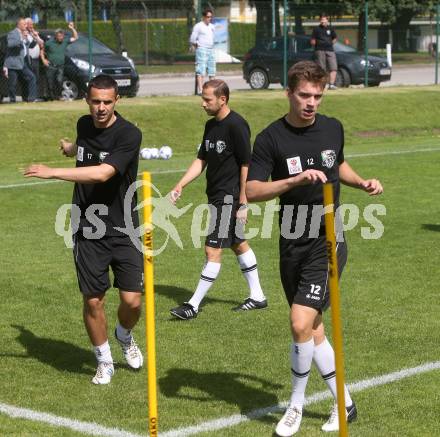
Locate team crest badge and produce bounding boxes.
[99,151,109,162]
[321,150,336,168]
[286,156,303,175]
[216,140,226,154]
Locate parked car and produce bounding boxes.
[0,31,139,101]
[243,34,392,89]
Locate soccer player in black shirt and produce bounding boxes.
[24,75,144,385]
[311,14,338,89]
[169,79,267,320]
[246,61,383,435]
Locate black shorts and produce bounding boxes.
[73,234,143,296]
[205,199,245,249]
[279,235,347,311]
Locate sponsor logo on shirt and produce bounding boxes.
[215,140,226,154]
[205,140,210,151]
[99,151,109,162]
[286,156,303,175]
[77,146,84,162]
[321,149,336,168]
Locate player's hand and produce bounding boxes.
[68,22,75,30]
[236,206,248,225]
[293,169,327,186]
[42,59,49,67]
[59,138,76,157]
[24,164,54,179]
[361,179,383,196]
[169,185,182,204]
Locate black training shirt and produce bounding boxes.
[72,112,142,237]
[248,113,344,241]
[312,25,337,51]
[197,110,251,201]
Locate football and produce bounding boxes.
[150,147,159,159]
[140,148,152,160]
[159,145,173,160]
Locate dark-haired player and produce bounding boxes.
[169,79,267,320]
[25,75,143,384]
[246,61,383,435]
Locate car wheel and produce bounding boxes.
[336,68,350,88]
[249,68,269,90]
[62,79,82,100]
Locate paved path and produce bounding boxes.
[138,64,439,97]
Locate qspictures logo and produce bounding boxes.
[54,180,386,254]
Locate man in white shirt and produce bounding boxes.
[190,8,216,95]
[25,17,44,100]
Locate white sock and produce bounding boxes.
[313,337,353,407]
[289,339,314,409]
[237,249,266,302]
[116,323,132,344]
[188,261,221,311]
[94,340,113,364]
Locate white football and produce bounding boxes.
[159,145,173,160]
[150,147,159,159]
[140,148,152,160]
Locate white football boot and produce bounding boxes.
[322,401,357,432]
[115,329,144,369]
[275,406,303,436]
[92,362,114,385]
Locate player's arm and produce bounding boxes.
[170,158,206,203]
[339,161,383,195]
[24,163,116,184]
[310,38,316,46]
[59,138,77,157]
[246,169,328,202]
[236,164,249,223]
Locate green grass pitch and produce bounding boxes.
[0,86,439,436]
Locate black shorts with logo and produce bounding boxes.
[73,234,143,296]
[205,198,245,249]
[279,235,347,311]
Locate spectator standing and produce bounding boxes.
[4,17,37,102]
[41,22,78,100]
[311,14,338,89]
[190,8,216,95]
[24,17,44,100]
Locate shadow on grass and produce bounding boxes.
[159,368,282,423]
[155,284,241,307]
[422,224,440,232]
[11,325,95,375]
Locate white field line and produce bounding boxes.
[0,403,144,437]
[161,360,440,437]
[1,361,439,437]
[1,146,440,190]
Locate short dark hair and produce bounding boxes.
[203,79,229,103]
[287,61,327,91]
[202,8,213,17]
[87,74,119,97]
[319,13,328,19]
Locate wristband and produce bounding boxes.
[238,203,248,210]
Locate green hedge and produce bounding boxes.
[0,20,256,63]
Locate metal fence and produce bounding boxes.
[0,1,439,86]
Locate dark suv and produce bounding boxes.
[0,31,139,101]
[243,34,391,89]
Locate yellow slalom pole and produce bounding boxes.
[142,172,158,436]
[323,183,348,437]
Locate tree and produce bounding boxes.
[1,0,68,26]
[249,0,282,42]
